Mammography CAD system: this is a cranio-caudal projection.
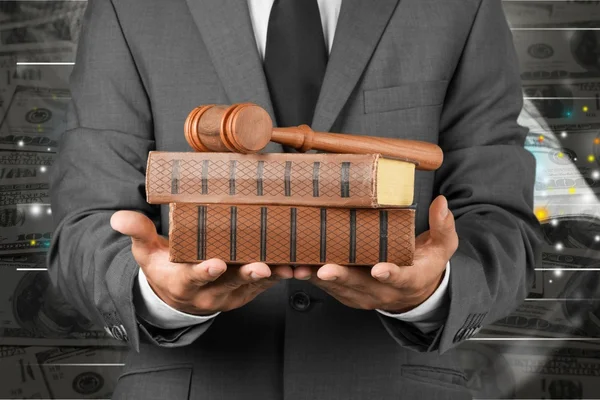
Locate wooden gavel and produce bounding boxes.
[184,103,443,171]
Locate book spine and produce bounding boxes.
[147,152,378,207]
[169,203,415,266]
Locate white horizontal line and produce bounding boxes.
[525,298,600,301]
[16,268,47,271]
[7,399,111,400]
[503,0,590,1]
[16,62,75,66]
[468,337,600,341]
[37,363,125,367]
[536,268,600,271]
[512,28,600,31]
[524,97,598,100]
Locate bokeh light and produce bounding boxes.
[534,207,549,221]
[30,205,42,216]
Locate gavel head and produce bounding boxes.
[184,103,273,153]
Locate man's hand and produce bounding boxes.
[110,211,293,316]
[293,195,458,313]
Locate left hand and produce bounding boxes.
[293,195,458,313]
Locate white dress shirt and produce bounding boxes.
[134,0,451,335]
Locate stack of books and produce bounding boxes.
[145,152,416,266]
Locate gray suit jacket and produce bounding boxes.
[48,0,543,399]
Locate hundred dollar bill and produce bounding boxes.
[0,346,50,399]
[457,342,600,399]
[531,148,598,198]
[0,51,74,124]
[0,163,53,205]
[534,251,600,300]
[0,57,70,126]
[541,213,600,251]
[534,193,600,223]
[521,99,568,199]
[517,99,600,202]
[0,182,49,206]
[0,9,83,56]
[0,262,120,346]
[0,1,86,26]
[504,1,600,28]
[524,81,600,126]
[540,247,600,269]
[0,85,70,151]
[36,347,126,399]
[0,151,56,205]
[527,128,600,196]
[481,306,594,339]
[482,248,600,339]
[514,30,600,81]
[484,287,600,338]
[0,163,53,182]
[0,54,73,90]
[0,150,55,166]
[0,204,53,253]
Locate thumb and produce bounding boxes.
[110,210,160,249]
[428,195,458,250]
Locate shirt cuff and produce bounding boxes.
[133,268,220,330]
[376,261,450,334]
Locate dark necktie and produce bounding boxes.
[263,0,328,127]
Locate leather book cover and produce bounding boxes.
[169,203,415,266]
[147,152,414,207]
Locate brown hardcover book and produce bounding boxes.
[169,203,415,266]
[147,152,415,207]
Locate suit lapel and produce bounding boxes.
[185,0,275,120]
[312,0,400,132]
[186,0,400,134]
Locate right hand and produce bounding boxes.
[110,210,293,315]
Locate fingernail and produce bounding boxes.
[297,275,311,281]
[375,271,390,281]
[208,266,223,277]
[440,199,449,219]
[322,276,338,281]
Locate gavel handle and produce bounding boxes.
[272,126,443,171]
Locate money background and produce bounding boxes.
[2,0,600,398]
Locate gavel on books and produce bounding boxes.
[184,103,443,171]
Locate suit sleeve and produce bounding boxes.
[47,0,214,351]
[378,0,544,353]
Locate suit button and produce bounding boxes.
[290,291,311,312]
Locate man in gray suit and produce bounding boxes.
[48,0,542,398]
